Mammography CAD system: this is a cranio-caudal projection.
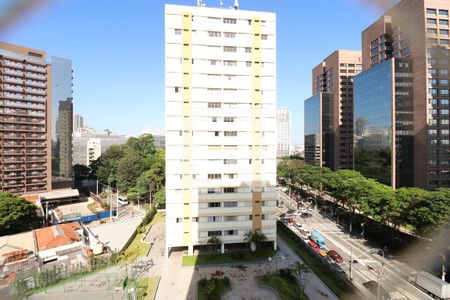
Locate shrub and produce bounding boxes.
[230,251,246,260]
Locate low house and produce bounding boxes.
[34,222,86,265]
[0,231,38,273]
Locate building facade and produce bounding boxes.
[311,50,362,170]
[276,107,290,157]
[73,113,83,133]
[56,98,73,178]
[354,58,414,188]
[72,130,128,166]
[362,0,450,189]
[165,3,277,255]
[304,93,334,168]
[51,56,73,179]
[0,42,52,194]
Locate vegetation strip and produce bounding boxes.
[183,248,277,266]
[256,273,308,300]
[277,225,358,300]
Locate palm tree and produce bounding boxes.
[207,236,222,255]
[293,261,309,291]
[243,231,267,253]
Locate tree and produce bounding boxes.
[207,236,222,255]
[0,193,40,236]
[116,151,144,192]
[96,145,125,186]
[243,230,267,253]
[293,261,309,291]
[73,164,91,182]
[152,190,165,207]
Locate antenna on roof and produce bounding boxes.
[197,0,203,6]
[234,0,239,9]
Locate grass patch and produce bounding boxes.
[150,211,165,225]
[198,277,231,300]
[278,225,359,300]
[256,273,308,300]
[132,277,160,300]
[183,247,277,266]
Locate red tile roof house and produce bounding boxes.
[34,223,86,265]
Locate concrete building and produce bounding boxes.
[309,50,362,170]
[276,107,291,157]
[72,130,128,166]
[0,42,52,194]
[56,98,73,178]
[73,113,83,133]
[165,3,277,255]
[360,0,450,189]
[51,56,73,179]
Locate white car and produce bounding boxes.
[294,222,304,230]
[297,208,307,214]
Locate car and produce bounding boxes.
[300,212,312,218]
[297,208,307,214]
[312,247,321,254]
[301,235,309,241]
[318,249,328,257]
[279,213,286,219]
[327,250,343,263]
[294,222,304,230]
[287,209,295,214]
[117,196,129,205]
[307,240,317,248]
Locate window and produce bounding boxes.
[429,98,438,105]
[428,38,438,44]
[440,89,449,95]
[224,32,236,38]
[440,29,449,35]
[224,145,237,150]
[429,88,438,95]
[223,187,237,193]
[193,217,199,222]
[261,34,268,40]
[429,159,438,166]
[175,87,180,93]
[249,159,252,164]
[371,39,379,47]
[440,19,449,26]
[440,60,449,66]
[401,47,410,56]
[245,47,252,53]
[212,117,217,122]
[427,18,437,25]
[440,69,449,75]
[225,173,236,179]
[442,129,450,136]
[246,61,252,67]
[210,59,218,65]
[224,117,235,122]
[442,139,450,145]
[224,216,237,222]
[208,102,221,108]
[224,201,238,207]
[176,218,182,223]
[440,39,450,45]
[429,129,438,136]
[439,9,449,16]
[223,18,236,24]
[208,216,222,222]
[442,119,450,125]
[208,174,221,179]
[174,29,181,35]
[224,159,237,164]
[371,47,379,55]
[208,231,222,237]
[429,68,437,75]
[441,109,450,115]
[208,31,221,37]
[224,46,237,52]
[214,131,219,136]
[427,8,437,14]
[429,139,438,145]
[224,131,237,136]
[428,28,438,35]
[440,99,449,104]
[224,230,238,236]
[429,78,438,85]
[223,60,237,67]
[208,202,221,208]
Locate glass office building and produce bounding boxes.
[354,58,414,188]
[51,56,73,178]
[304,93,333,168]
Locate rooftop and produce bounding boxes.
[0,231,36,257]
[35,222,81,251]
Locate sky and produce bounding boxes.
[0,0,398,145]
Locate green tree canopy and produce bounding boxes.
[0,193,40,236]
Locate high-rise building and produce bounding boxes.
[56,98,73,178]
[307,50,362,170]
[276,107,291,158]
[165,3,277,255]
[360,0,450,189]
[73,113,84,132]
[354,58,414,188]
[51,56,73,179]
[0,42,52,194]
[304,93,334,168]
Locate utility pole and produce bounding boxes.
[96,179,99,195]
[109,193,112,222]
[350,247,353,281]
[116,188,119,219]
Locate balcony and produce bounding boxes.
[3,150,24,156]
[26,64,46,74]
[26,142,45,147]
[3,165,23,171]
[26,173,46,178]
[3,173,25,180]
[26,165,46,171]
[2,135,23,140]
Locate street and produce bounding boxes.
[277,189,433,300]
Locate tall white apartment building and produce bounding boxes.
[165,3,277,256]
[276,107,291,157]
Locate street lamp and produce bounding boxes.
[268,256,285,273]
[426,247,446,282]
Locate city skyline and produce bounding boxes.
[0,0,393,145]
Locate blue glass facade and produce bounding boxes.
[354,58,414,188]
